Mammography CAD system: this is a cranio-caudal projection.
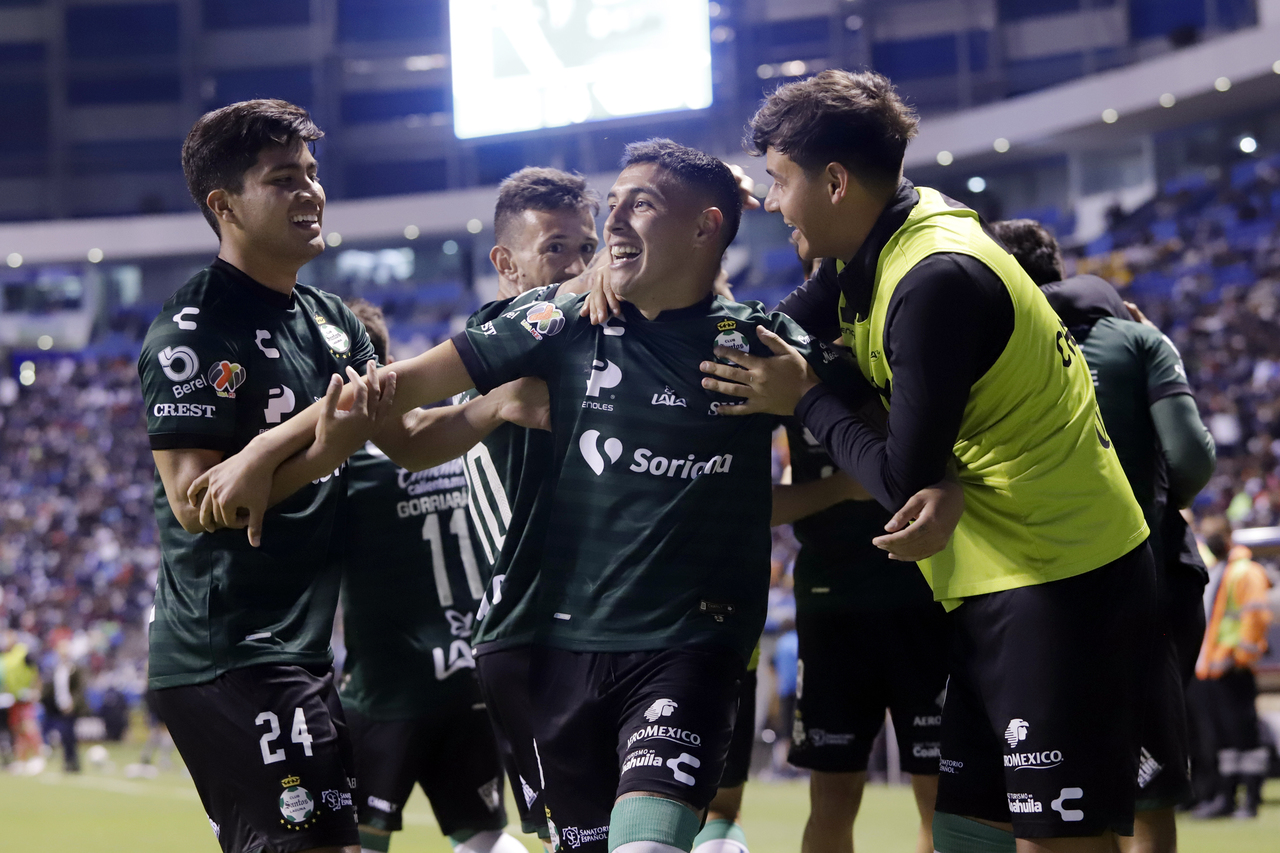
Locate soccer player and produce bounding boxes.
[776,419,949,853]
[141,99,525,853]
[699,71,1155,853]
[188,138,857,853]
[337,299,526,853]
[991,218,1216,851]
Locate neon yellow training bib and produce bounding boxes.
[839,187,1148,605]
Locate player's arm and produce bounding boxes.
[1139,328,1215,509]
[371,377,550,472]
[189,341,473,541]
[771,474,871,526]
[153,448,225,533]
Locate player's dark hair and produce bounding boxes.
[746,70,917,195]
[620,138,742,251]
[494,167,600,246]
[990,219,1066,285]
[345,298,389,364]
[182,99,324,237]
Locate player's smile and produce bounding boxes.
[289,208,321,235]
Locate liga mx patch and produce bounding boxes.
[279,775,317,830]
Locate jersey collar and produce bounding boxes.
[620,292,716,323]
[212,258,296,310]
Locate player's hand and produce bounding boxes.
[187,447,275,547]
[578,266,622,324]
[492,377,551,431]
[729,164,763,212]
[1124,300,1159,330]
[871,476,965,561]
[700,326,818,416]
[318,362,398,453]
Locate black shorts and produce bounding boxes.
[344,682,507,836]
[935,543,1156,838]
[788,604,949,775]
[152,664,359,853]
[1134,561,1206,811]
[477,644,744,853]
[719,667,758,788]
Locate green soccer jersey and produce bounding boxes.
[451,290,856,661]
[339,444,485,720]
[139,259,376,689]
[454,285,561,601]
[784,419,935,613]
[1077,316,1192,544]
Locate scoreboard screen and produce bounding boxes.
[450,0,713,139]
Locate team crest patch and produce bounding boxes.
[279,777,316,828]
[207,360,246,398]
[521,302,565,340]
[314,313,352,354]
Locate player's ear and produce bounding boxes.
[826,162,851,205]
[207,189,236,228]
[490,245,519,283]
[694,207,724,248]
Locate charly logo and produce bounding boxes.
[255,330,280,358]
[208,360,246,398]
[1051,788,1084,822]
[667,753,701,786]
[579,429,623,475]
[644,699,678,722]
[586,359,621,397]
[1005,718,1030,747]
[172,307,199,330]
[158,346,199,382]
[521,302,565,340]
[264,385,296,424]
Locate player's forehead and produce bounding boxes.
[519,206,597,246]
[608,162,677,202]
[251,139,316,177]
[764,147,800,179]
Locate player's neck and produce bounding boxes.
[216,244,303,296]
[628,278,715,320]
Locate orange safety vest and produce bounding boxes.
[1196,545,1273,679]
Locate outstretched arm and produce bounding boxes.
[188,339,477,543]
[771,473,870,527]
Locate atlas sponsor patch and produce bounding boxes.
[207,360,246,398]
[521,302,565,340]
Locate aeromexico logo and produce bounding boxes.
[577,430,734,479]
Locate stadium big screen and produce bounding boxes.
[449,0,714,139]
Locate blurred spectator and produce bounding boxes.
[40,639,87,773]
[1187,518,1273,819]
[1,631,42,772]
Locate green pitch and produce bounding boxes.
[1,742,1275,851]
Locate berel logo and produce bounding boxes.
[585,360,621,398]
[1005,718,1030,747]
[579,429,623,476]
[264,385,296,424]
[158,346,199,382]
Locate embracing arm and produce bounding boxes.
[771,473,871,527]
[153,448,225,533]
[1151,394,1216,509]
